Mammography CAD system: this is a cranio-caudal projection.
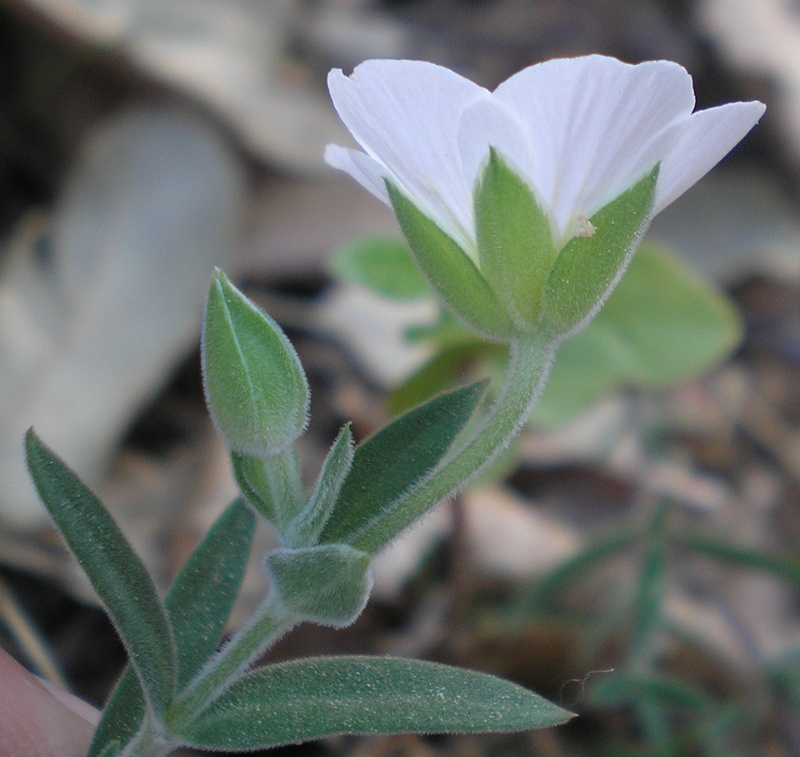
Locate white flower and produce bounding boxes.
[325,55,765,255]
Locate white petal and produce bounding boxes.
[325,144,391,205]
[327,60,486,249]
[654,100,766,213]
[494,55,696,238]
[457,94,533,199]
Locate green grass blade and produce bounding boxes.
[675,533,800,585]
[516,530,641,615]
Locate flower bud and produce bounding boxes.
[201,269,309,457]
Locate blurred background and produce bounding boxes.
[1,0,799,755]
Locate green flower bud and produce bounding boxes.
[201,269,309,457]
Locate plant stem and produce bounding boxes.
[352,335,555,551]
[133,336,553,750]
[167,592,297,730]
[121,712,175,757]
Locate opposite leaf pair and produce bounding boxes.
[26,434,571,757]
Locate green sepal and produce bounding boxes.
[177,656,573,749]
[475,148,553,329]
[267,545,372,627]
[319,380,488,550]
[286,423,355,548]
[540,165,659,338]
[88,498,256,756]
[387,183,515,341]
[231,451,279,525]
[25,430,176,717]
[202,269,309,457]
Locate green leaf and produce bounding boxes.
[267,545,372,627]
[330,236,429,300]
[387,183,515,340]
[178,656,573,749]
[25,430,175,716]
[540,166,658,338]
[88,498,256,756]
[475,148,554,329]
[231,446,303,534]
[319,380,488,549]
[287,424,355,547]
[95,742,122,757]
[167,498,256,688]
[87,672,143,757]
[532,243,742,426]
[202,269,309,457]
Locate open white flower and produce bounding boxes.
[326,55,764,256]
[326,56,764,341]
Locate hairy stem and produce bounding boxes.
[167,593,297,730]
[352,335,555,551]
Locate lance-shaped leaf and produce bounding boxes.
[319,380,487,548]
[286,423,354,548]
[25,430,175,716]
[267,544,372,627]
[178,656,573,749]
[168,498,257,687]
[88,498,257,756]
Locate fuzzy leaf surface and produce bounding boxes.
[88,498,256,756]
[178,656,573,749]
[25,430,175,716]
[534,242,742,425]
[540,166,658,338]
[319,381,487,549]
[288,424,354,547]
